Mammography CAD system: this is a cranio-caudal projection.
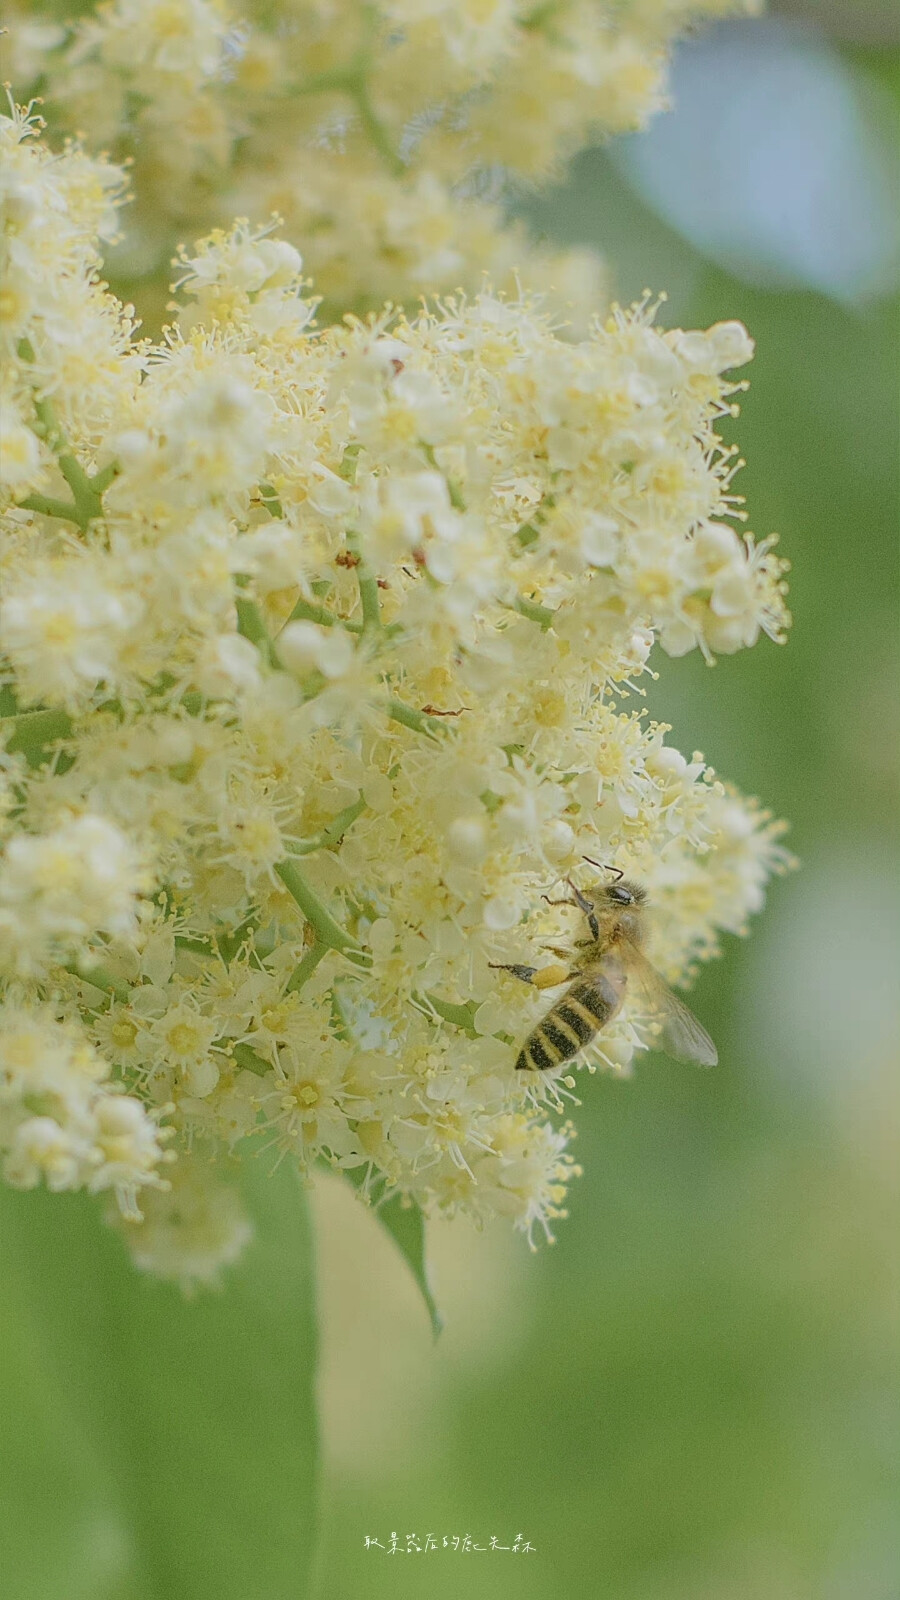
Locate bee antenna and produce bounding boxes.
[582,856,623,881]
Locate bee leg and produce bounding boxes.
[542,891,594,930]
[532,962,573,990]
[540,943,573,960]
[489,960,573,990]
[489,962,538,985]
[562,880,600,939]
[544,889,599,940]
[565,877,595,913]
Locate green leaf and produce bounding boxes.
[343,1171,443,1338]
[376,1191,444,1339]
[3,707,74,767]
[0,1160,319,1600]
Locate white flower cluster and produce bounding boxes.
[2,0,756,322]
[0,103,788,1283]
[0,1005,169,1219]
[112,1158,254,1292]
[0,812,147,978]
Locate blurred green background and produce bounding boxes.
[312,14,899,1599]
[1,9,897,1600]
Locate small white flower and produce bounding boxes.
[111,1162,253,1291]
[277,622,356,680]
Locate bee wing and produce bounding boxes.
[621,940,718,1067]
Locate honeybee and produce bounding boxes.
[491,866,717,1073]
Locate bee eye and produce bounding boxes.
[609,885,632,905]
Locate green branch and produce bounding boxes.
[345,534,382,635]
[420,442,466,511]
[15,492,84,524]
[282,596,364,635]
[423,994,480,1035]
[287,795,367,858]
[14,344,118,527]
[286,941,329,994]
[387,698,445,741]
[91,461,120,496]
[275,861,370,967]
[17,393,111,531]
[294,46,403,178]
[320,795,366,848]
[513,595,556,628]
[352,79,404,177]
[358,567,382,634]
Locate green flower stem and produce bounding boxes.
[420,442,466,511]
[287,795,367,858]
[420,992,513,1050]
[283,589,401,643]
[90,460,120,495]
[282,596,365,635]
[275,860,370,965]
[344,534,382,635]
[14,370,117,528]
[286,941,329,994]
[288,840,340,860]
[328,987,351,1042]
[28,395,107,529]
[54,459,95,513]
[351,79,404,177]
[424,994,480,1035]
[513,595,556,628]
[321,794,367,848]
[295,45,403,179]
[15,492,84,524]
[387,698,445,740]
[358,569,382,633]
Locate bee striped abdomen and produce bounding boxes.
[516,973,622,1072]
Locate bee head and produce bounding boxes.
[603,879,645,908]
[582,859,646,911]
